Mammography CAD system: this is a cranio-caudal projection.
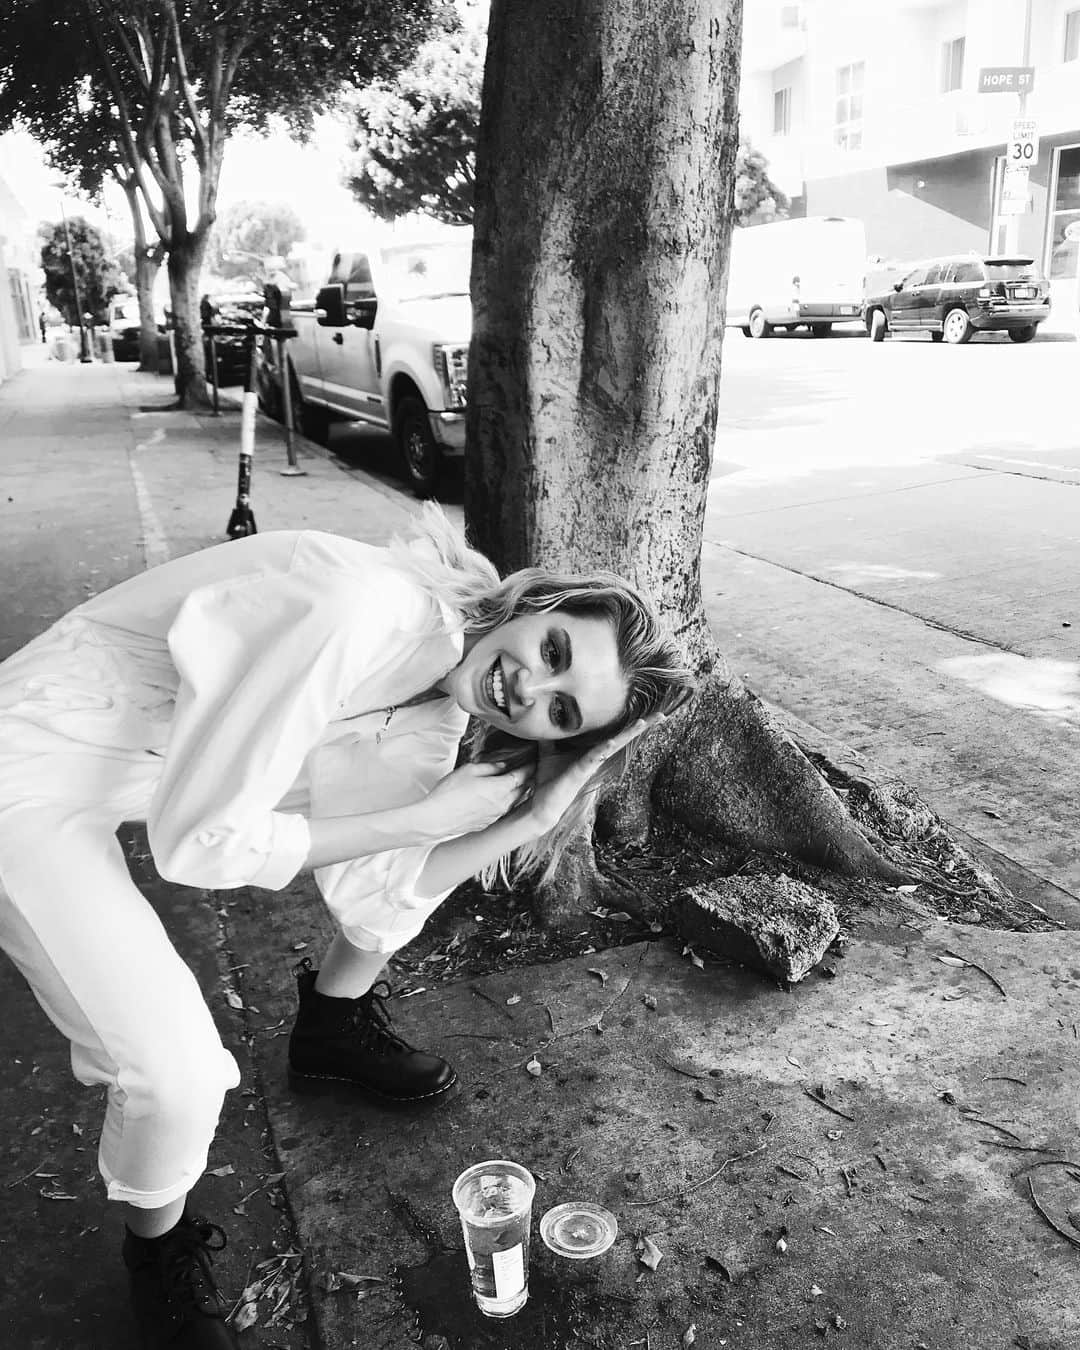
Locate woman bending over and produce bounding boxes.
[0,507,692,1348]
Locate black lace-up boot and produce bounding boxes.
[287,961,458,1110]
[122,1211,238,1349]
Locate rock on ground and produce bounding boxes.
[677,873,840,982]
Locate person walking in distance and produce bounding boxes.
[0,506,692,1348]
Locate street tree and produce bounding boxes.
[735,137,790,226]
[0,55,166,372]
[343,12,484,226]
[0,0,444,408]
[206,200,306,282]
[465,0,925,925]
[39,215,123,327]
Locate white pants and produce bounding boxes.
[0,800,240,1209]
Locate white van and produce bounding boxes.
[725,215,867,338]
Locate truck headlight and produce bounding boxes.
[433,344,468,409]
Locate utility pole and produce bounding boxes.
[56,192,93,364]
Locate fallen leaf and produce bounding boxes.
[681,945,705,969]
[526,1058,542,1077]
[232,1300,259,1332]
[291,941,308,951]
[937,956,968,968]
[39,1189,77,1201]
[642,994,658,1010]
[943,990,967,1001]
[775,1236,788,1253]
[334,1272,388,1290]
[826,1130,843,1141]
[811,1284,824,1297]
[637,1235,664,1270]
[398,987,426,998]
[818,1225,837,1236]
[867,1018,891,1026]
[209,1164,235,1178]
[225,990,244,1010]
[506,995,521,1006]
[983,808,1001,819]
[895,884,919,893]
[682,1325,697,1347]
[786,1054,803,1068]
[71,1124,83,1136]
[586,968,609,986]
[606,911,632,922]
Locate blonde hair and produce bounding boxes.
[392,505,696,886]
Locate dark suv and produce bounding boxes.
[863,254,1051,344]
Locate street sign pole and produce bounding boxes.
[1006,0,1034,251]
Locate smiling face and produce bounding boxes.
[442,610,629,742]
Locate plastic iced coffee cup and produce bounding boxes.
[452,1160,536,1318]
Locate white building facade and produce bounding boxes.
[0,171,41,383]
[740,0,1080,319]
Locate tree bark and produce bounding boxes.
[466,0,906,921]
[166,229,210,405]
[121,178,164,373]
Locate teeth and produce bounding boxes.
[491,662,506,712]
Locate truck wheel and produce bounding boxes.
[868,309,887,343]
[748,308,772,339]
[942,308,974,345]
[1008,325,1036,343]
[394,396,441,498]
[740,326,752,337]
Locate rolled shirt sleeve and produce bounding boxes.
[147,552,435,891]
[310,708,468,953]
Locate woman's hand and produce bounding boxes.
[515,716,662,837]
[420,760,536,840]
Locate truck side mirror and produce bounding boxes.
[315,284,347,327]
[351,298,378,331]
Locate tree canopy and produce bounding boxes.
[343,12,484,226]
[0,0,448,403]
[39,216,123,325]
[735,138,790,226]
[206,199,306,281]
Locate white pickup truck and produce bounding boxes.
[259,234,471,495]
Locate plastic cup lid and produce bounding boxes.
[539,1202,618,1259]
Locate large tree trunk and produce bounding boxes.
[166,229,211,408]
[465,0,901,922]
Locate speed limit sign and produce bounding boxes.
[1008,118,1039,166]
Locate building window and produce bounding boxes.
[1065,9,1080,62]
[834,61,864,150]
[941,36,965,91]
[774,87,792,136]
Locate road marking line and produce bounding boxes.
[128,428,170,568]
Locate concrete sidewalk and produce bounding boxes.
[2,357,1080,1350]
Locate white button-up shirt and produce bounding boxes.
[0,531,469,953]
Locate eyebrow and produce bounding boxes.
[554,628,582,730]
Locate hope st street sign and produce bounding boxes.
[978,66,1036,93]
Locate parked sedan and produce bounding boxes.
[863,254,1051,344]
[108,297,142,362]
